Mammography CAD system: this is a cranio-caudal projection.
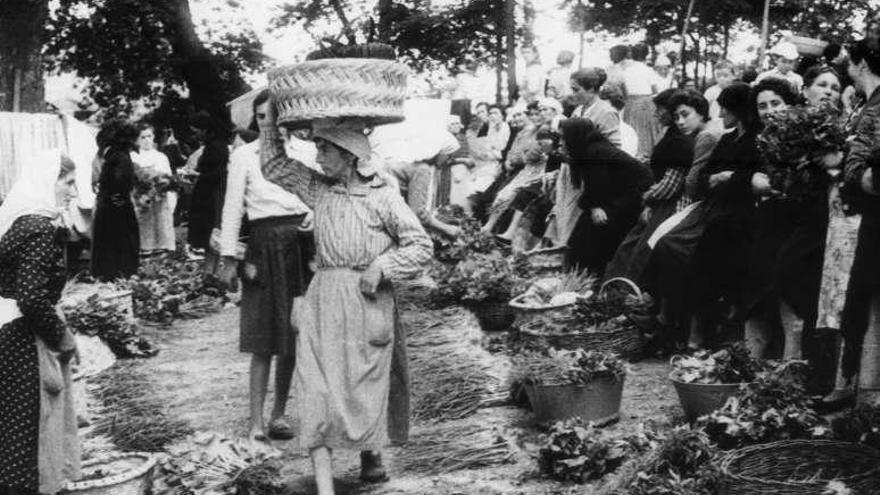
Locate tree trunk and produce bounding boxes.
[0,0,49,112]
[723,23,730,60]
[376,0,394,43]
[161,0,246,125]
[680,0,698,82]
[505,0,517,104]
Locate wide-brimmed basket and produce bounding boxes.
[525,374,625,426]
[268,58,408,128]
[787,35,828,57]
[670,378,745,423]
[468,301,516,332]
[61,452,156,495]
[721,440,880,494]
[517,277,646,358]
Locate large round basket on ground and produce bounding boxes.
[525,374,625,426]
[517,278,646,359]
[721,440,880,494]
[61,452,156,495]
[267,58,408,128]
[671,378,744,423]
[524,246,567,273]
[468,301,516,332]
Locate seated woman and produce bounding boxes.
[645,82,761,350]
[564,118,653,274]
[604,88,697,285]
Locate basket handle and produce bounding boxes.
[600,277,643,299]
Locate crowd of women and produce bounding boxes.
[454,39,880,410]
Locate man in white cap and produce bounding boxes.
[756,41,803,91]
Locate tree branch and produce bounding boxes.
[328,0,357,44]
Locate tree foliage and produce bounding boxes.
[45,0,268,120]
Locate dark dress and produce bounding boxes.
[0,216,67,492]
[188,138,229,250]
[605,127,695,285]
[646,129,761,318]
[92,147,139,281]
[567,137,653,273]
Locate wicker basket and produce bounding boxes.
[786,35,828,57]
[518,277,646,358]
[721,440,880,494]
[61,452,156,495]
[524,246,567,271]
[468,301,516,332]
[268,58,408,128]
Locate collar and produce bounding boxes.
[326,166,386,196]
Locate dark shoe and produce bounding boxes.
[815,389,856,413]
[267,417,295,440]
[360,450,389,483]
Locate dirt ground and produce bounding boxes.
[90,297,682,494]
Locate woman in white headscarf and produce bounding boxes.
[0,150,81,495]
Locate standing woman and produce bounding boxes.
[564,118,653,274]
[92,120,140,281]
[259,110,432,493]
[623,43,661,159]
[187,113,230,257]
[131,124,177,255]
[570,68,622,147]
[0,150,80,495]
[841,39,880,406]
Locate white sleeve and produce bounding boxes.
[218,150,249,257]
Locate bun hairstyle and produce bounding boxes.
[752,77,801,106]
[717,82,755,129]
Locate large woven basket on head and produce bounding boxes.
[61,452,156,495]
[268,57,408,128]
[721,440,880,494]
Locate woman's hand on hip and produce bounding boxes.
[360,264,384,299]
[590,207,609,226]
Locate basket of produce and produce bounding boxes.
[518,277,649,358]
[61,452,156,495]
[669,344,766,423]
[469,300,517,332]
[524,246,567,271]
[509,270,595,326]
[721,440,880,494]
[786,35,828,57]
[513,349,626,426]
[267,53,408,129]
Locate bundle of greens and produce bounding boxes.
[63,293,157,358]
[432,216,499,265]
[132,167,178,212]
[432,250,531,305]
[695,361,827,449]
[512,348,626,387]
[538,420,651,483]
[670,344,768,385]
[756,103,847,200]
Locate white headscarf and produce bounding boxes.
[0,149,63,240]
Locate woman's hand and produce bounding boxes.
[590,207,609,226]
[709,170,734,189]
[822,151,844,170]
[217,257,239,291]
[359,264,384,299]
[639,206,652,224]
[751,172,779,197]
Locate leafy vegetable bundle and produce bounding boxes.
[63,293,157,358]
[512,348,626,387]
[520,288,649,336]
[431,250,531,305]
[756,103,846,200]
[670,344,768,385]
[132,168,179,212]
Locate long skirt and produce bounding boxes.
[0,320,79,494]
[624,95,661,159]
[91,199,139,281]
[567,196,642,275]
[188,178,224,250]
[816,185,861,330]
[240,215,314,356]
[134,193,177,253]
[743,197,828,323]
[293,268,408,450]
[841,202,880,378]
[605,200,678,286]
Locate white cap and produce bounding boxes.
[769,41,799,60]
[655,55,671,67]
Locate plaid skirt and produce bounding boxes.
[239,215,314,355]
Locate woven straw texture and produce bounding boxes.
[61,452,156,495]
[268,58,407,127]
[721,440,880,494]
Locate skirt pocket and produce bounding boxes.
[363,292,394,347]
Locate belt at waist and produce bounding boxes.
[249,214,307,229]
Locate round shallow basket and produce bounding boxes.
[268,58,408,128]
[787,35,828,57]
[525,374,625,426]
[519,318,644,358]
[508,291,588,328]
[61,452,156,495]
[468,301,516,332]
[670,378,744,423]
[721,440,880,494]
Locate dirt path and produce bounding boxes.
[114,302,681,494]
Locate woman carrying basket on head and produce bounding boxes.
[259,96,432,493]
